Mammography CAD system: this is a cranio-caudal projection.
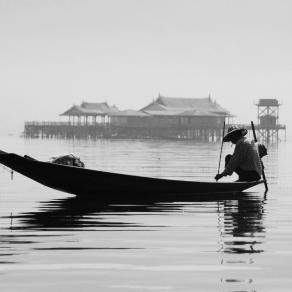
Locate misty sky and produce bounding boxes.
[0,0,291,137]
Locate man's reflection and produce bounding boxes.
[220,194,266,254]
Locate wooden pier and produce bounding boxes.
[24,122,111,139]
[24,121,226,142]
[24,98,286,143]
[24,121,286,142]
[238,123,286,143]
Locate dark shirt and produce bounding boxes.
[222,137,262,176]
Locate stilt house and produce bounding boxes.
[60,102,119,124]
[109,95,231,139]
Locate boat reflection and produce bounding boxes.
[7,192,266,255]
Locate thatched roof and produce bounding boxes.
[141,95,231,117]
[60,96,231,118]
[60,102,119,116]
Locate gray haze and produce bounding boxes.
[0,0,291,137]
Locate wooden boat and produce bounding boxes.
[0,150,263,197]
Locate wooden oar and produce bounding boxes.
[251,121,268,192]
[217,120,226,176]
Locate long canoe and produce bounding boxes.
[0,150,262,197]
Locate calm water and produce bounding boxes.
[0,136,291,291]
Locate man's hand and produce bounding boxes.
[215,173,224,181]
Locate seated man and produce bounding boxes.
[215,126,262,182]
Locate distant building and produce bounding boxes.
[256,98,286,142]
[107,95,231,140]
[61,102,119,124]
[110,95,231,129]
[109,109,150,127]
[25,95,233,141]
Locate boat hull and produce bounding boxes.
[0,152,263,197]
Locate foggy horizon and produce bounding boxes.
[1,2,292,290]
[0,0,291,138]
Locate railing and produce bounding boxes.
[228,123,286,130]
[25,121,287,130]
[25,121,110,126]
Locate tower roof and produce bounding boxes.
[257,99,280,106]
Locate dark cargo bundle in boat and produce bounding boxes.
[51,154,85,168]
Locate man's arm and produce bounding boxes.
[215,144,243,181]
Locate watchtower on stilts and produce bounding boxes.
[256,99,286,143]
